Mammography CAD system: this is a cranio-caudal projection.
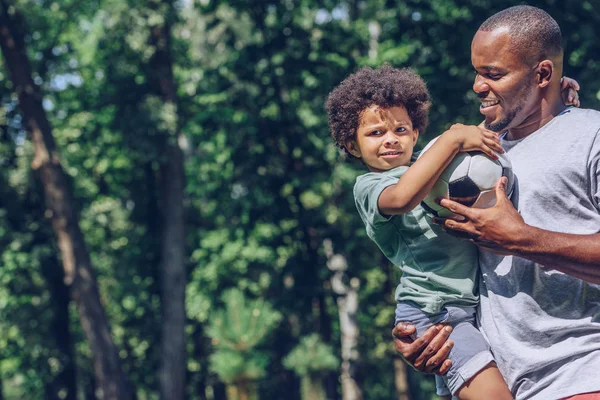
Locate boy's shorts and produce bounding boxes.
[395,302,494,397]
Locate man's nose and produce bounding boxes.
[473,74,489,94]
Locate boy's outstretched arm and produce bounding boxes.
[378,124,502,215]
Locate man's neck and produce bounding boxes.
[506,100,567,141]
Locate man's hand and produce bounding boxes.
[435,177,528,253]
[392,322,454,374]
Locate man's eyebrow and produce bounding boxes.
[478,65,504,71]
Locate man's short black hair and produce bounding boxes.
[325,64,431,157]
[479,5,563,63]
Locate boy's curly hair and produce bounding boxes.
[325,64,431,157]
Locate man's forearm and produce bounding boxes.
[511,226,600,283]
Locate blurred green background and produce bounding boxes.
[0,0,598,399]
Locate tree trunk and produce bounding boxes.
[148,2,187,399]
[393,357,411,400]
[226,381,257,400]
[301,374,327,400]
[324,240,363,400]
[42,255,77,400]
[0,3,132,399]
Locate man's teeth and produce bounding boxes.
[481,100,500,107]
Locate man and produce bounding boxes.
[393,6,600,399]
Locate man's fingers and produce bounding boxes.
[439,198,472,218]
[436,359,453,376]
[392,322,416,339]
[425,338,454,373]
[494,176,509,205]
[392,323,419,359]
[413,325,453,370]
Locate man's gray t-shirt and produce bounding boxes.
[478,107,600,399]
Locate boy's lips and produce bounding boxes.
[379,151,403,159]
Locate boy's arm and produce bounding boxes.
[379,124,502,215]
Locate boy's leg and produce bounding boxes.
[455,363,512,400]
[395,303,452,398]
[442,307,511,400]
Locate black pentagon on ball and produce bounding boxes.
[448,177,480,207]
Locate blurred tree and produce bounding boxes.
[206,289,282,400]
[0,0,598,399]
[325,239,362,400]
[283,333,338,400]
[142,0,189,398]
[0,1,132,399]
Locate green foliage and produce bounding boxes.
[283,334,338,377]
[1,0,599,399]
[206,289,281,383]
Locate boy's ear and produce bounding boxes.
[344,139,361,158]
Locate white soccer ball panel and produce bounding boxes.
[472,189,497,209]
[445,154,472,182]
[467,154,503,190]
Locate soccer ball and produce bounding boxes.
[418,137,514,217]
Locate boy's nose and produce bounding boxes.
[384,132,399,145]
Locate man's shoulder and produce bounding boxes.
[559,106,600,123]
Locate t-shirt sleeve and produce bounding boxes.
[353,170,404,227]
[589,129,600,210]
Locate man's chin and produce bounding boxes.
[485,118,510,133]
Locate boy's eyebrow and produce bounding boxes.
[358,120,411,130]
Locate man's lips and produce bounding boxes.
[479,98,500,109]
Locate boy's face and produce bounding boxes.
[345,105,419,172]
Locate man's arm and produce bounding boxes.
[379,125,502,215]
[438,178,600,284]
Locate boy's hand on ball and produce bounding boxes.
[437,177,528,253]
[445,123,503,160]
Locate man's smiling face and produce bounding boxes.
[471,28,539,133]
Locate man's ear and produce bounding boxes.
[537,60,554,88]
[344,139,361,158]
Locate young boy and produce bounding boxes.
[326,64,510,399]
[326,64,579,399]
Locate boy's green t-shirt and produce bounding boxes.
[354,165,479,314]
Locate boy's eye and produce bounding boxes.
[369,130,382,136]
[396,127,407,133]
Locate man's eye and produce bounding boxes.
[488,74,502,80]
